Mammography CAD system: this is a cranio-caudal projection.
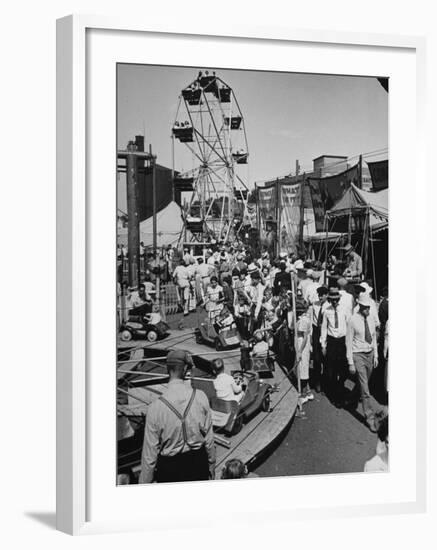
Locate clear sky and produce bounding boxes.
[117,64,388,209]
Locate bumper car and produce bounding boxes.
[119,303,170,343]
[192,370,272,435]
[194,315,242,351]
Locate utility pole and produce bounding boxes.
[358,154,363,189]
[298,160,306,254]
[171,132,175,203]
[126,141,140,288]
[274,178,280,257]
[294,160,305,253]
[150,144,157,255]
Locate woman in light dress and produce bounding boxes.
[204,276,224,320]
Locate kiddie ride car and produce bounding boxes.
[119,302,170,343]
[195,310,242,351]
[192,369,272,435]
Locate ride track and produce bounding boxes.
[117,328,299,479]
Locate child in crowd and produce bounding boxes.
[221,458,248,479]
[252,330,269,357]
[212,358,244,403]
[234,294,251,339]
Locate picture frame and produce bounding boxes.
[56,14,427,535]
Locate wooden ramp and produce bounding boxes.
[118,329,298,476]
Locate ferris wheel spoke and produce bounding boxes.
[182,99,207,164]
[192,127,228,166]
[183,141,206,165]
[205,122,227,165]
[201,92,228,161]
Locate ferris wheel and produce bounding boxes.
[172,70,250,245]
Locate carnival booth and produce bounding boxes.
[321,184,388,295]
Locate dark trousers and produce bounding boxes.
[235,316,250,339]
[155,446,209,483]
[311,327,323,388]
[325,335,347,403]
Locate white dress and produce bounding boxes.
[297,313,311,380]
[205,285,224,319]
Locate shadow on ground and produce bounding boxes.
[25,511,56,530]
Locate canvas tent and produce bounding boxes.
[117,201,184,247]
[327,183,388,231]
[320,183,388,293]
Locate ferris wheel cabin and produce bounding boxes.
[224,116,242,130]
[234,188,249,200]
[218,87,231,103]
[172,122,194,143]
[232,151,248,164]
[173,175,194,192]
[182,88,202,105]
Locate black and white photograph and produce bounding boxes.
[116,64,389,485]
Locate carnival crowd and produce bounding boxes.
[166,241,389,431]
[119,241,389,483]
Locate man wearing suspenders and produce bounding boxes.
[139,350,216,483]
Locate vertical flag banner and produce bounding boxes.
[279,183,301,253]
[307,163,359,232]
[258,185,277,246]
[367,160,388,191]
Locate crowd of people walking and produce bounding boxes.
[168,241,389,432]
[119,241,389,483]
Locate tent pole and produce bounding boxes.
[370,224,378,301]
[324,214,329,286]
[291,275,303,414]
[298,173,306,254]
[363,207,370,280]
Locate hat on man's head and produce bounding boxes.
[306,269,314,278]
[294,259,305,271]
[359,281,373,294]
[357,295,372,308]
[343,243,354,254]
[247,263,258,274]
[166,350,193,368]
[279,252,287,259]
[328,287,341,300]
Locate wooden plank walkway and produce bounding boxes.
[117,329,298,475]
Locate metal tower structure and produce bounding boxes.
[172,70,250,244]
